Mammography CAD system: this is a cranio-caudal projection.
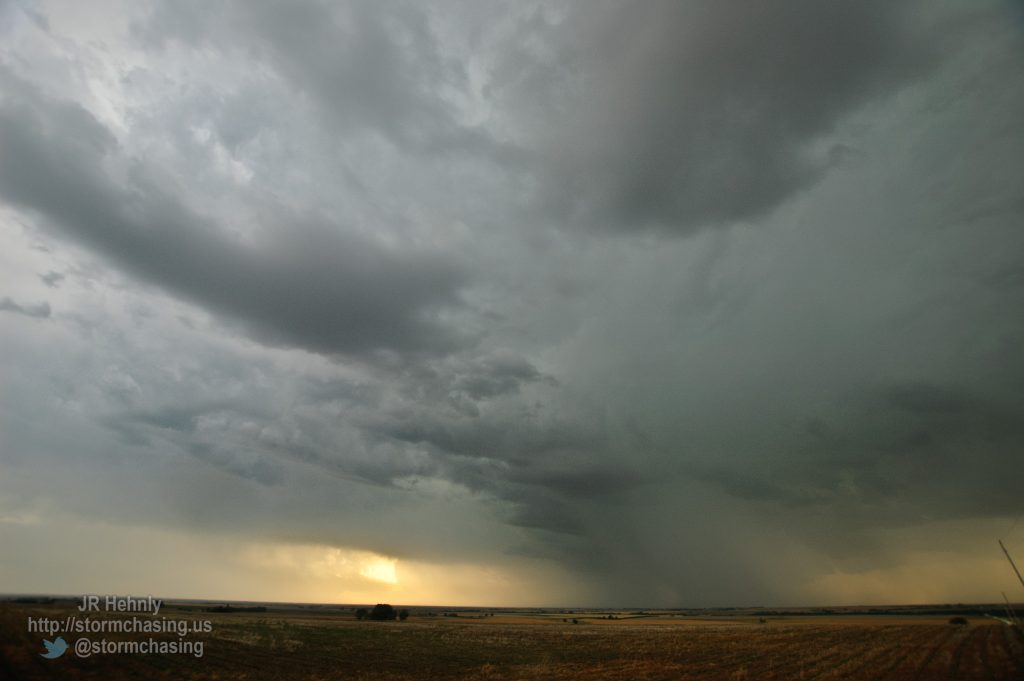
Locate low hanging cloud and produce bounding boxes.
[0,69,469,359]
[0,296,51,319]
[490,0,958,233]
[39,270,64,287]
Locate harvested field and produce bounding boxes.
[1,602,1022,680]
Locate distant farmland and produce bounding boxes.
[2,601,1022,680]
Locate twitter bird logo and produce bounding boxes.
[40,637,68,659]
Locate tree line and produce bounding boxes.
[355,604,409,621]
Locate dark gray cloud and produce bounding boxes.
[356,369,650,543]
[136,1,966,236]
[1,0,1023,607]
[0,296,50,318]
[675,378,1021,511]
[492,0,960,233]
[450,352,549,401]
[0,69,468,358]
[38,270,64,287]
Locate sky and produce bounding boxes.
[1,0,1023,608]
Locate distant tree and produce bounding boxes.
[355,608,369,620]
[369,604,397,621]
[398,609,409,621]
[948,616,969,626]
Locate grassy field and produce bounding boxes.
[2,601,1022,680]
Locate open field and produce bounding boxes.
[2,601,1022,680]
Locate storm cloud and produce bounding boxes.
[489,0,958,233]
[0,68,468,357]
[0,296,50,318]
[1,0,1022,607]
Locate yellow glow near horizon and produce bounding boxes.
[3,513,1020,607]
[0,511,588,605]
[359,557,398,584]
[236,541,586,605]
[246,544,401,587]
